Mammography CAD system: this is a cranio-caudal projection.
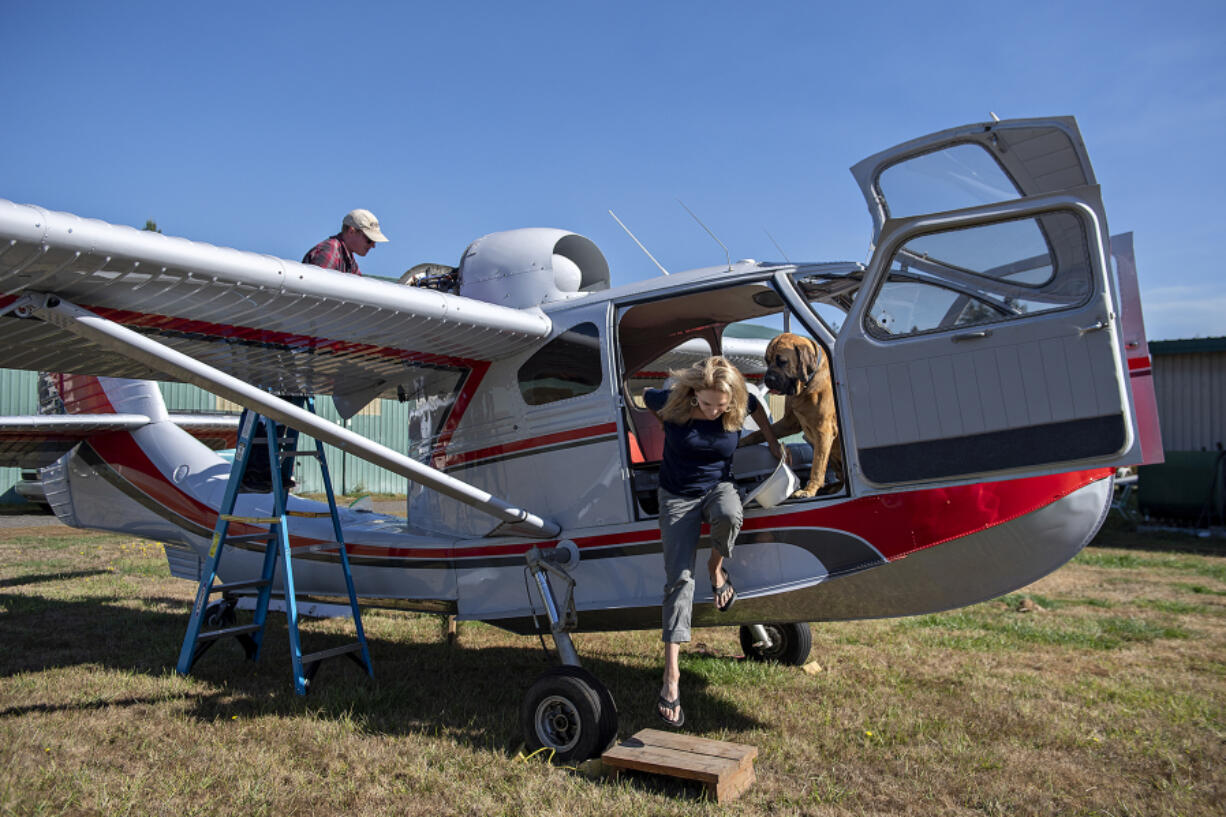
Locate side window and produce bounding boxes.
[865,210,1093,339]
[517,322,603,405]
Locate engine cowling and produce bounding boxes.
[457,228,609,309]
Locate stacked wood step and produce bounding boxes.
[602,728,757,802]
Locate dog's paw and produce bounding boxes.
[791,487,817,499]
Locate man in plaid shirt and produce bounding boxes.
[241,208,391,492]
[302,208,389,275]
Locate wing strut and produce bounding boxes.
[15,292,561,540]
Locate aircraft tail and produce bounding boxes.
[36,375,177,531]
[38,373,169,421]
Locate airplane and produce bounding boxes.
[0,116,1163,762]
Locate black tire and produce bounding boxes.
[539,665,619,752]
[521,670,608,763]
[739,622,812,666]
[203,599,237,628]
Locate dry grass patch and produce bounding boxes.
[1,524,1224,816]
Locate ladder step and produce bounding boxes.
[279,450,321,459]
[223,532,276,544]
[301,643,364,666]
[220,514,283,525]
[286,510,334,518]
[196,623,263,641]
[210,578,271,594]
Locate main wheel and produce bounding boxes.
[539,665,618,752]
[739,622,812,666]
[521,669,610,763]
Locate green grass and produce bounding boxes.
[1076,549,1226,582]
[1,525,1225,816]
[901,608,1190,651]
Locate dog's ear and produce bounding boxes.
[797,340,818,384]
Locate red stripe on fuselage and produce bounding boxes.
[87,430,331,549]
[743,468,1113,561]
[361,468,1113,562]
[82,424,1112,566]
[442,422,619,469]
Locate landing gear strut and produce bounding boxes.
[520,545,618,762]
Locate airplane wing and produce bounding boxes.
[0,199,553,418]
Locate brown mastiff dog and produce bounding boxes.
[738,332,841,498]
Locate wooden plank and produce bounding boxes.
[603,745,729,782]
[631,728,757,762]
[602,728,758,802]
[715,763,756,802]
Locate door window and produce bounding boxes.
[878,143,1022,219]
[864,210,1093,339]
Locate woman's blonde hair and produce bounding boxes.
[656,356,749,432]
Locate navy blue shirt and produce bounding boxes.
[644,388,759,497]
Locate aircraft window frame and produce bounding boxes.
[516,321,604,406]
[788,266,864,338]
[861,208,1096,341]
[874,141,1025,222]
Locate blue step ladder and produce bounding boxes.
[176,397,373,694]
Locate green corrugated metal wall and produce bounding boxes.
[3,369,410,499]
[0,369,39,502]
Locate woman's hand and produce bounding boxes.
[769,440,790,466]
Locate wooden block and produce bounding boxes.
[602,728,757,802]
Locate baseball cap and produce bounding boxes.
[343,209,389,243]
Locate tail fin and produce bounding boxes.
[38,374,168,421]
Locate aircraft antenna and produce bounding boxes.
[677,199,732,273]
[989,111,1001,122]
[608,210,669,276]
[763,228,791,263]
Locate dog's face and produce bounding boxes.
[762,333,820,396]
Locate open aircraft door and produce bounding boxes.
[829,117,1143,489]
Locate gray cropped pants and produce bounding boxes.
[658,481,743,643]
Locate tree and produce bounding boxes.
[142,219,161,233]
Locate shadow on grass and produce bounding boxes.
[0,569,111,589]
[0,590,765,752]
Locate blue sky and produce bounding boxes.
[2,0,1223,340]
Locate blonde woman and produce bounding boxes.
[644,356,785,728]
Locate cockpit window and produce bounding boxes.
[878,143,1021,220]
[865,210,1093,339]
[518,322,603,405]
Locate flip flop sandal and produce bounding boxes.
[657,693,685,728]
[713,569,737,612]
